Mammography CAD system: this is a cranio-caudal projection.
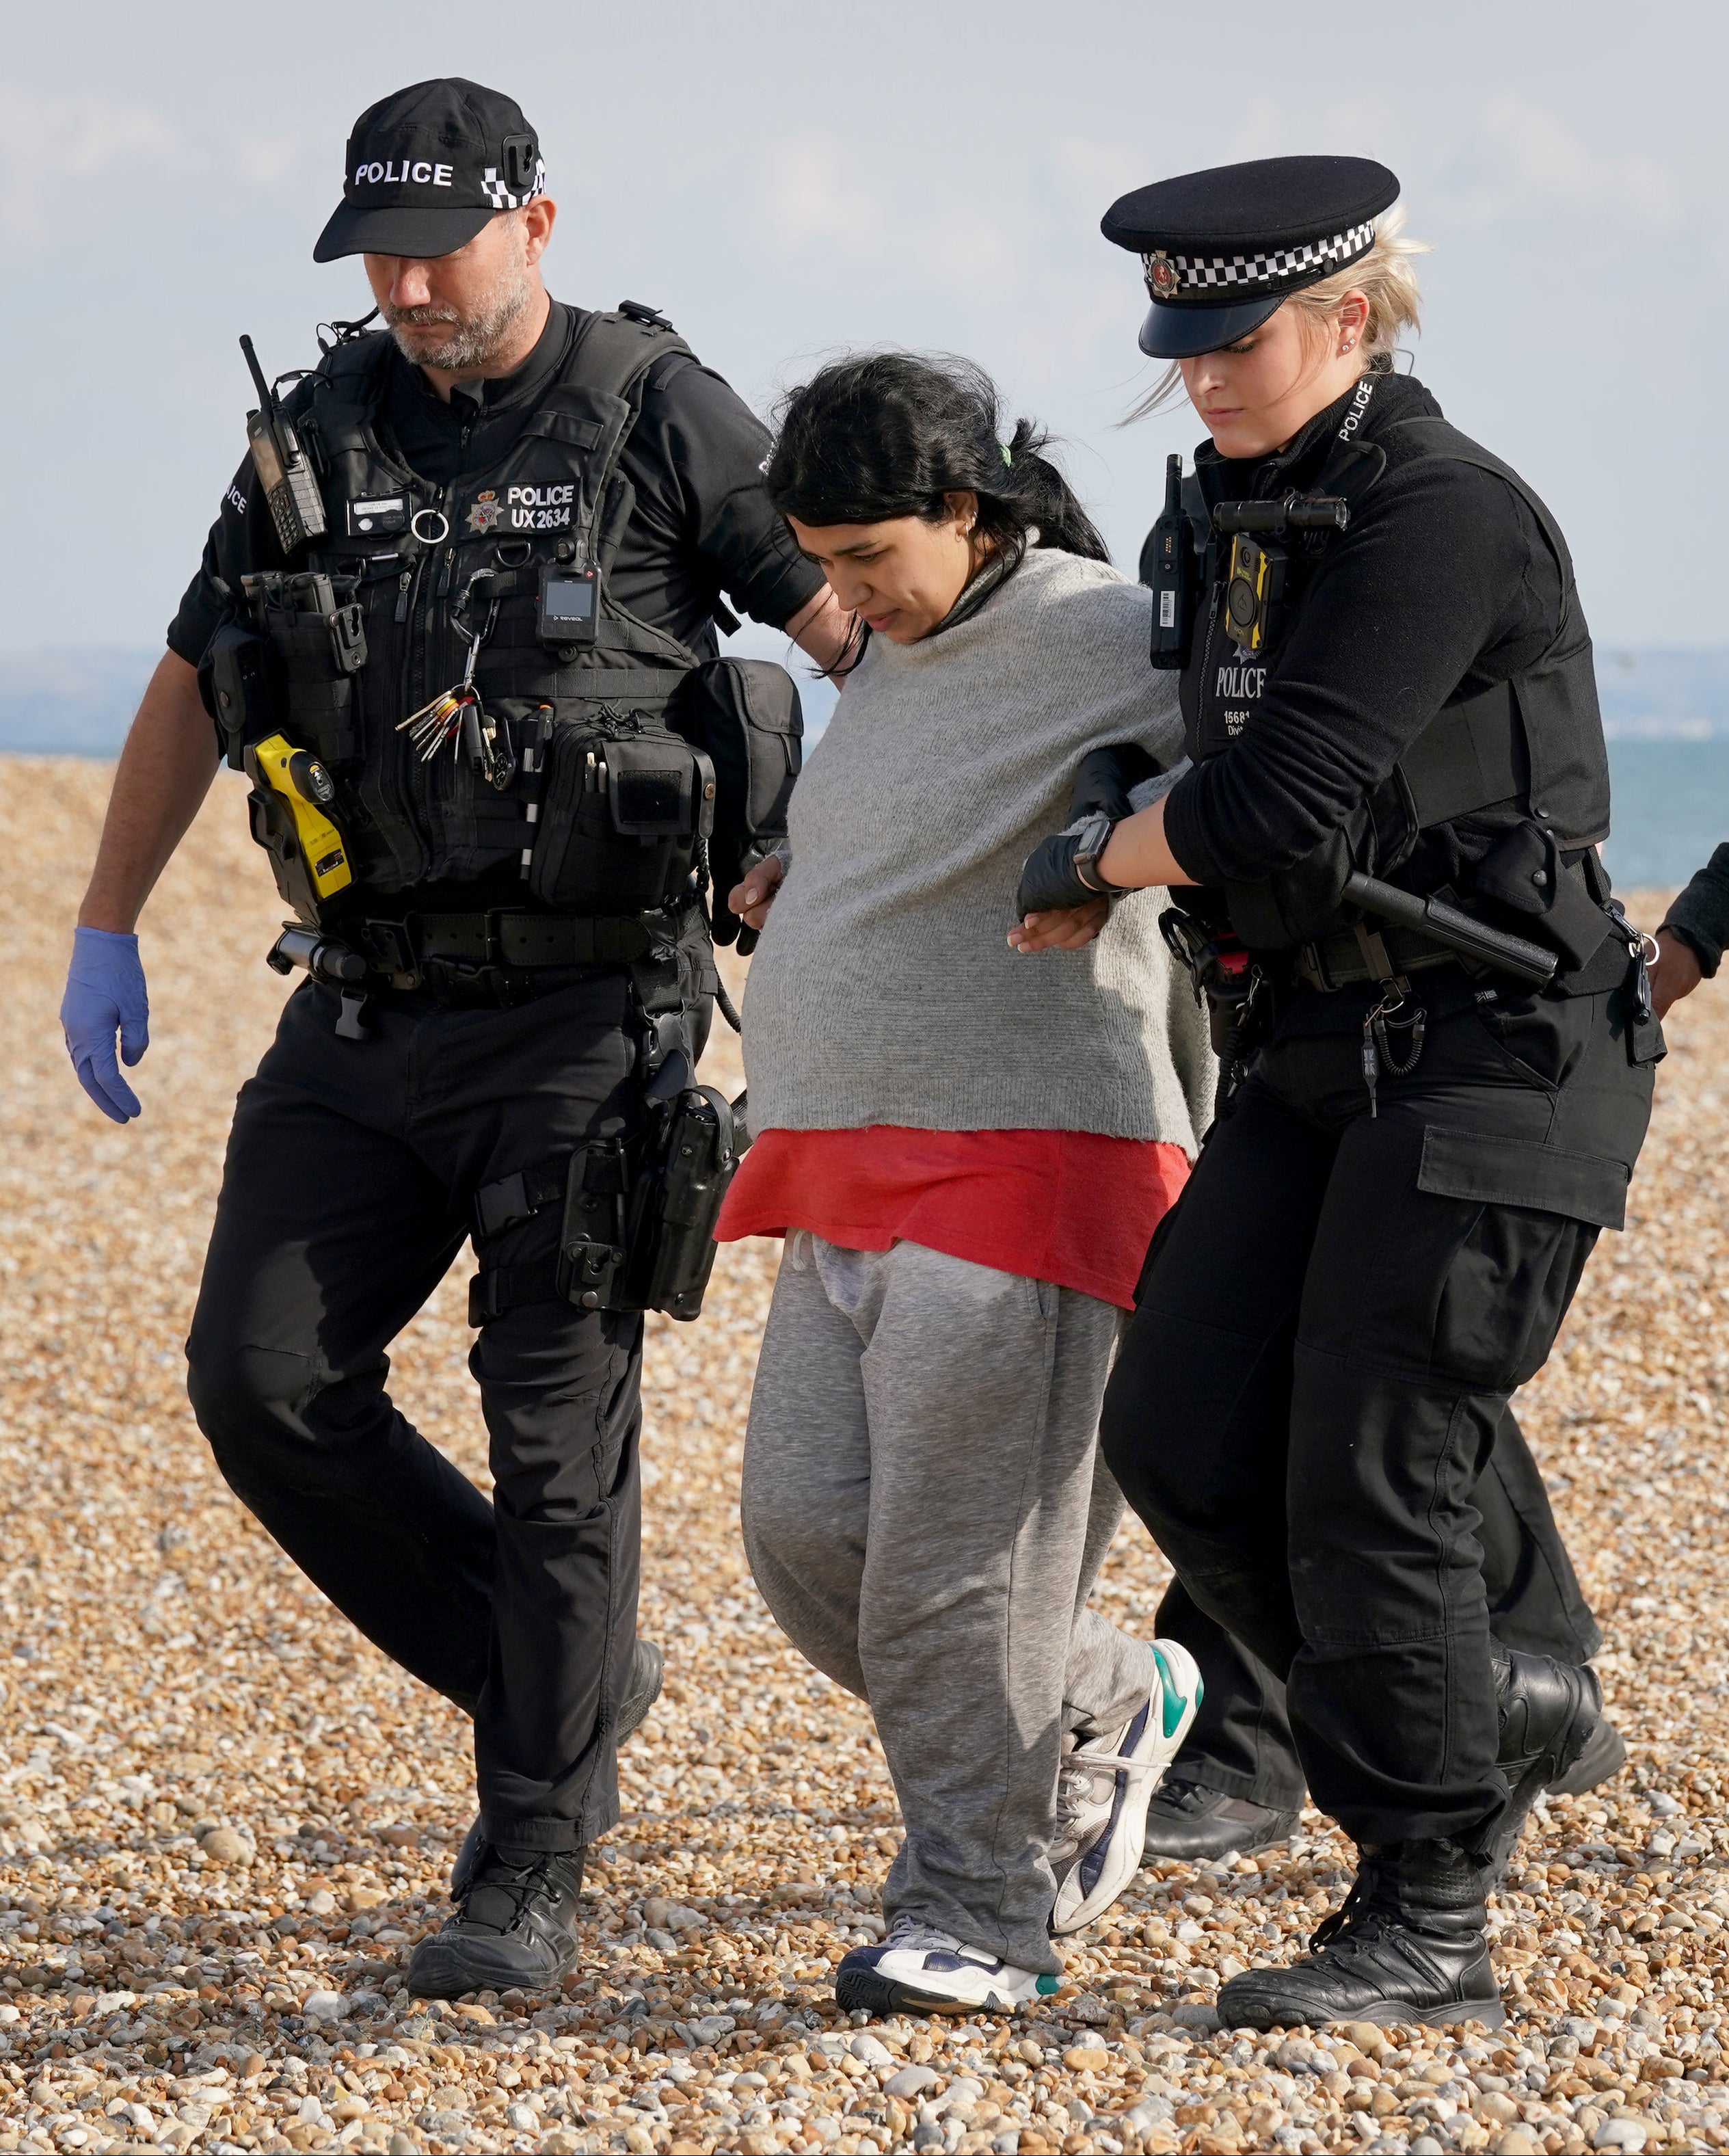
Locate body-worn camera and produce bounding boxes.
[537,563,599,648]
[241,334,327,555]
[1213,496,1349,656]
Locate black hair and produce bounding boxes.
[766,351,1110,575]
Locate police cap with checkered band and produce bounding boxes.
[314,78,546,264]
[1101,156,1400,360]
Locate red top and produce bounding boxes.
[716,1126,1190,1310]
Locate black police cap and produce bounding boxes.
[314,77,545,264]
[1101,156,1400,359]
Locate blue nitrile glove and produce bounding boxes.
[60,926,150,1123]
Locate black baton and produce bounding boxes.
[1343,871,1558,989]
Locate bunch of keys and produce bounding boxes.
[398,591,515,786]
[399,631,482,761]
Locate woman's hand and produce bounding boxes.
[729,853,785,933]
[1652,927,1705,1020]
[1008,900,1110,953]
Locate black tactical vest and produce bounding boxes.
[228,309,738,901]
[1179,382,1611,951]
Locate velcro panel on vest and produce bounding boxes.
[1396,681,1529,829]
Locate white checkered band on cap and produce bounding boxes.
[1143,217,1378,302]
[481,155,547,211]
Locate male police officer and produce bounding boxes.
[60,78,848,1999]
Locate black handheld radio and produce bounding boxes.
[1140,453,1200,671]
[241,335,327,556]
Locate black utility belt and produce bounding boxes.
[358,909,658,982]
[1295,918,1637,1002]
[1296,924,1464,994]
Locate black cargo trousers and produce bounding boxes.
[1151,1394,1603,1812]
[187,968,655,1856]
[1102,974,1655,1850]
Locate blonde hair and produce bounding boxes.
[1123,204,1430,423]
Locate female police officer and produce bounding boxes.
[1013,157,1659,2029]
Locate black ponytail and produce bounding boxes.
[765,352,1110,572]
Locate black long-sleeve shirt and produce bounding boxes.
[167,299,824,668]
[1163,374,1566,891]
[1665,844,1729,976]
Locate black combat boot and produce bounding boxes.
[1490,1646,1603,1876]
[1140,1777,1300,1863]
[450,1638,665,1895]
[406,1846,587,1999]
[1217,1839,1503,2031]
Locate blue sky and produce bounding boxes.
[1,0,1724,653]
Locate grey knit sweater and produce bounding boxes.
[742,547,1215,1148]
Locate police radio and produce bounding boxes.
[1212,495,1349,656]
[241,334,327,556]
[1140,453,1200,670]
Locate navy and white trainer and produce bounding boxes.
[834,1916,1060,2018]
[1051,1638,1204,1934]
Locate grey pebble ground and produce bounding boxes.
[3,760,1728,2156]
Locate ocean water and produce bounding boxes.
[1604,739,1729,891]
[5,641,1726,887]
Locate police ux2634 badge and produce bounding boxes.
[467,484,575,535]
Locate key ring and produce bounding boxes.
[410,508,451,546]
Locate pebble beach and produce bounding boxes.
[3,754,1728,2156]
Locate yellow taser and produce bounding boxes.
[243,732,353,918]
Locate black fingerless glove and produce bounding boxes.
[1017,829,1103,918]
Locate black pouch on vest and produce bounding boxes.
[528,714,716,913]
[673,659,803,946]
[1470,821,1613,972]
[202,621,281,771]
[269,608,362,764]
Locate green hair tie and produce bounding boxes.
[1000,442,1013,468]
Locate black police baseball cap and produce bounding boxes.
[314,77,546,263]
[1101,156,1400,358]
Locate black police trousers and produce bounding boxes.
[1149,1400,1603,1811]
[1102,979,1654,1850]
[187,971,645,1855]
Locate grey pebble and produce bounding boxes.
[886,2064,937,2099]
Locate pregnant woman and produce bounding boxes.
[717,352,1213,2017]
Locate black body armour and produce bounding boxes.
[1179,378,1611,961]
[207,309,800,925]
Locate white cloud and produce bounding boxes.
[230,132,304,189]
[0,80,178,245]
[1479,92,1677,226]
[761,130,887,261]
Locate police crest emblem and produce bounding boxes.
[467,490,502,534]
[1147,252,1178,299]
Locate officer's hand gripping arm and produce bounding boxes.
[729,849,784,933]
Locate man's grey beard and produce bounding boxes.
[385,264,535,373]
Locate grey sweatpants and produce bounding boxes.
[740,1233,1156,1975]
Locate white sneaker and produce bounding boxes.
[834,1915,1060,2017]
[1050,1638,1204,1935]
